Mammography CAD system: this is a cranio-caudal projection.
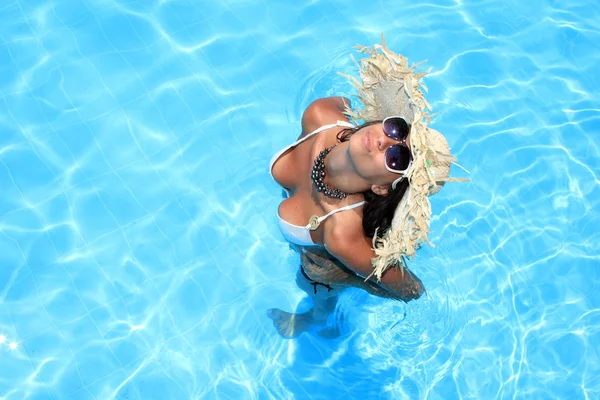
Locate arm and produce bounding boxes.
[324,229,425,302]
[301,249,400,300]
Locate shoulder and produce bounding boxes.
[302,97,351,133]
[325,229,368,256]
[323,209,369,254]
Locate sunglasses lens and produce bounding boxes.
[386,145,411,172]
[383,117,409,141]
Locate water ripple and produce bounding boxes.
[0,0,599,398]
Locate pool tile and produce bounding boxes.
[106,331,148,367]
[74,346,123,387]
[163,277,210,331]
[95,12,147,52]
[62,389,95,400]
[0,43,22,88]
[85,369,140,400]
[115,159,174,213]
[1,144,58,203]
[94,173,148,226]
[70,191,120,244]
[129,362,188,400]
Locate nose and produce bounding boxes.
[378,132,402,151]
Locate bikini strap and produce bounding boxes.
[300,120,356,142]
[306,201,366,231]
[270,120,356,176]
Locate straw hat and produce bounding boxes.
[339,34,469,281]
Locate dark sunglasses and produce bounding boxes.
[382,116,412,174]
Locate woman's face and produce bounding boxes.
[348,123,411,186]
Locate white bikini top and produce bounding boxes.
[269,120,366,247]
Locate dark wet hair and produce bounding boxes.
[337,121,410,238]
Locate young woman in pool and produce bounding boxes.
[267,37,468,338]
[267,96,425,337]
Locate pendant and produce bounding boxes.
[308,215,320,230]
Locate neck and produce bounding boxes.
[324,143,370,194]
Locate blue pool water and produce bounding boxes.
[1,0,599,398]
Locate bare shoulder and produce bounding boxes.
[322,206,369,253]
[301,97,351,134]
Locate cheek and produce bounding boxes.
[375,152,388,172]
[368,153,388,179]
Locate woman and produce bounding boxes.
[267,37,467,338]
[267,97,424,338]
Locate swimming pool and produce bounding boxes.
[1,0,599,398]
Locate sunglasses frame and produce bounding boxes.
[382,116,413,189]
